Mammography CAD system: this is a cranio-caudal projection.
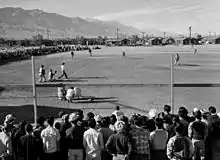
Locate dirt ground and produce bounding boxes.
[1,45,220,122]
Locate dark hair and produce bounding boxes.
[41,65,44,68]
[193,110,202,120]
[54,122,61,131]
[20,120,27,129]
[58,111,65,118]
[172,115,180,123]
[164,105,171,112]
[155,118,163,128]
[134,116,142,127]
[46,116,54,126]
[88,118,96,128]
[37,117,45,125]
[25,124,33,133]
[178,107,188,118]
[86,112,95,120]
[110,115,117,125]
[62,62,65,65]
[101,117,110,127]
[175,123,185,135]
[209,106,216,114]
[115,106,120,110]
[141,116,148,127]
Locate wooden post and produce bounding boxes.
[170,54,174,114]
[32,56,37,125]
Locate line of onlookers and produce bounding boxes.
[0,104,219,160]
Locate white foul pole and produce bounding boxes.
[170,54,174,114]
[32,56,38,125]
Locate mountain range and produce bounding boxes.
[0,7,151,39]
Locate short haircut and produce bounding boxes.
[115,106,120,110]
[164,105,171,112]
[58,111,65,118]
[25,124,33,133]
[209,106,216,114]
[86,112,95,120]
[134,116,142,127]
[46,116,54,126]
[175,124,185,135]
[101,117,110,127]
[37,117,45,125]
[155,118,163,128]
[54,122,61,130]
[20,120,27,129]
[87,118,96,128]
[193,110,202,120]
[110,115,117,125]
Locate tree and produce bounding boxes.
[32,34,44,46]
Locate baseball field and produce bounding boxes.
[1,45,220,122]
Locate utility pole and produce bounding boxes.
[116,28,119,40]
[189,26,192,46]
[46,28,50,40]
[142,32,145,44]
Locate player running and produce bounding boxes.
[193,49,197,55]
[174,53,180,65]
[71,51,74,60]
[58,62,68,79]
[122,52,126,59]
[89,48,92,57]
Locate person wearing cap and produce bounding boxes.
[188,109,208,160]
[158,105,173,125]
[129,116,151,160]
[19,124,43,160]
[66,113,85,160]
[83,118,104,160]
[150,118,169,160]
[106,120,132,160]
[112,106,125,120]
[109,115,117,133]
[41,116,60,160]
[0,123,13,160]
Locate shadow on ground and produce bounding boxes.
[179,64,200,67]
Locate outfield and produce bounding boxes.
[1,45,220,121]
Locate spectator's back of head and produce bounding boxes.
[37,117,45,126]
[164,105,171,113]
[46,116,54,126]
[134,116,142,127]
[155,118,163,128]
[101,117,110,127]
[19,120,27,129]
[175,123,185,136]
[58,111,65,118]
[178,107,188,117]
[86,112,95,121]
[209,106,216,114]
[193,110,202,120]
[25,124,33,133]
[110,115,117,125]
[88,118,96,128]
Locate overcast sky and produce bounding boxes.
[0,0,220,34]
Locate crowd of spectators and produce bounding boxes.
[0,104,220,160]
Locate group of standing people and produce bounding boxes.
[38,62,68,82]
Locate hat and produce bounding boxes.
[4,114,16,124]
[115,121,125,131]
[94,115,102,122]
[69,113,79,122]
[62,114,69,121]
[149,109,157,119]
[193,107,199,113]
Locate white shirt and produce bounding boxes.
[150,129,168,150]
[41,126,60,153]
[66,89,74,98]
[83,128,104,160]
[112,110,124,119]
[61,65,65,72]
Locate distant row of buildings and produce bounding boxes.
[105,36,220,46]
